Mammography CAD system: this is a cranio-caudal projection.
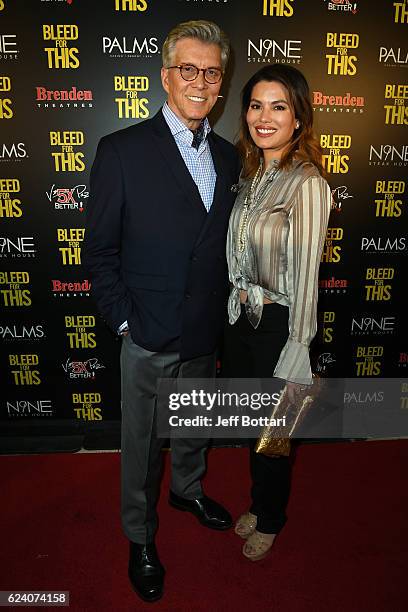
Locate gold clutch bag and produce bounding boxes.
[255,375,324,457]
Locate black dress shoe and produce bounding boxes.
[128,542,165,603]
[169,491,232,530]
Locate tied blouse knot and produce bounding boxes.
[226,159,332,385]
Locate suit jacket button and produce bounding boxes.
[191,255,197,261]
[185,293,191,299]
[212,291,217,296]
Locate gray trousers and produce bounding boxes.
[120,333,215,544]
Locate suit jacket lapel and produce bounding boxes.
[194,131,230,247]
[150,111,205,214]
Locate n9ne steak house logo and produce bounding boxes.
[247,38,302,64]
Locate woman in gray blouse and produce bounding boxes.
[223,64,331,561]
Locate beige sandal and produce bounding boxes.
[242,530,276,561]
[234,511,257,539]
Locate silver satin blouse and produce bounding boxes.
[226,159,331,384]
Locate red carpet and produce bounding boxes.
[1,441,408,611]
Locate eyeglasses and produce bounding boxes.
[167,64,223,84]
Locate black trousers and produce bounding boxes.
[222,302,291,534]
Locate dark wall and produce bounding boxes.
[0,0,406,443]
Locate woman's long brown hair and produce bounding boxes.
[237,64,326,179]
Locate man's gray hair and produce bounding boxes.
[162,20,230,71]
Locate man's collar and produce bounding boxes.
[162,102,211,139]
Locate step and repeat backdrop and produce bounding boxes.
[0,0,406,441]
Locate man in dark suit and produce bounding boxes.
[83,20,240,602]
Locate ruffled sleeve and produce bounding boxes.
[273,176,331,385]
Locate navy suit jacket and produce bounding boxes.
[82,110,240,360]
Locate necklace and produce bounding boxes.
[236,161,279,253]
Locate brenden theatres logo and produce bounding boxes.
[326,32,359,76]
[247,38,302,64]
[0,34,18,60]
[324,0,357,13]
[46,184,89,211]
[36,86,93,109]
[51,278,91,297]
[102,35,159,58]
[7,399,53,418]
[114,0,148,9]
[0,271,32,307]
[0,323,45,341]
[0,142,27,162]
[42,24,79,69]
[373,179,405,218]
[0,178,23,219]
[62,356,105,379]
[50,131,85,172]
[351,316,396,336]
[331,185,354,212]
[379,46,408,68]
[0,236,36,259]
[313,90,364,114]
[114,75,149,119]
[384,83,407,125]
[399,352,408,368]
[318,276,348,295]
[369,144,408,167]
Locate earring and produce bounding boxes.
[295,120,300,129]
